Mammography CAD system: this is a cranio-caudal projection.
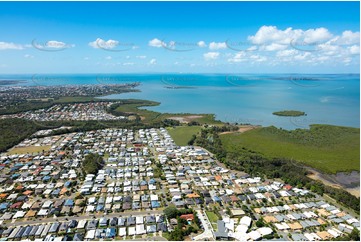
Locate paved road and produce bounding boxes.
[124,236,167,241]
[5,209,164,227]
[193,209,214,241]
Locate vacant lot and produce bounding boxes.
[220,124,360,174]
[167,126,202,146]
[7,145,52,155]
[206,211,219,230]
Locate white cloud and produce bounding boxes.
[227,52,246,63]
[203,52,220,61]
[126,56,130,59]
[303,28,333,44]
[248,26,332,46]
[84,57,89,60]
[276,49,298,57]
[263,43,287,51]
[250,54,267,62]
[317,43,340,56]
[209,42,227,50]
[247,46,258,51]
[148,38,164,48]
[197,41,207,48]
[89,38,119,49]
[343,58,352,65]
[45,40,71,49]
[248,26,300,45]
[0,41,24,50]
[329,30,360,45]
[348,45,360,55]
[123,62,134,66]
[105,56,112,60]
[149,58,157,65]
[316,56,330,62]
[136,55,147,59]
[294,52,311,61]
[24,54,34,58]
[245,25,359,67]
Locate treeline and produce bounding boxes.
[0,100,54,115]
[0,118,41,152]
[194,128,360,214]
[261,125,359,147]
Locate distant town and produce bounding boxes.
[1,102,126,121]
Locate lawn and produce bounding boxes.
[167,126,202,146]
[220,124,360,174]
[7,145,52,155]
[206,211,219,230]
[205,211,219,223]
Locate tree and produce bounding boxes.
[349,228,360,241]
[256,218,265,227]
[164,206,179,219]
[169,227,184,241]
[82,153,104,175]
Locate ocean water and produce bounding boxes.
[1,73,359,130]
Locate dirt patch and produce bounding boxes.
[220,125,260,135]
[307,169,360,197]
[168,115,203,123]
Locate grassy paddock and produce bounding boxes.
[167,126,202,146]
[7,145,52,155]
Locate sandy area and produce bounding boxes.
[308,171,360,197]
[168,115,203,123]
[220,125,260,135]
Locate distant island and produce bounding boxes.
[272,110,306,117]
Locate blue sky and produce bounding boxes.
[0,1,359,74]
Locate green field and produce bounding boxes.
[220,125,360,173]
[167,126,202,146]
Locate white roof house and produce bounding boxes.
[136,224,146,235]
[85,229,95,239]
[248,230,261,241]
[257,227,273,236]
[118,227,126,237]
[13,211,26,219]
[128,226,136,236]
[77,220,87,229]
[42,201,53,208]
[37,209,48,216]
[240,216,252,227]
[150,195,158,201]
[136,216,144,224]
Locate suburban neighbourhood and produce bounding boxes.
[1,102,126,121]
[0,127,359,241]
